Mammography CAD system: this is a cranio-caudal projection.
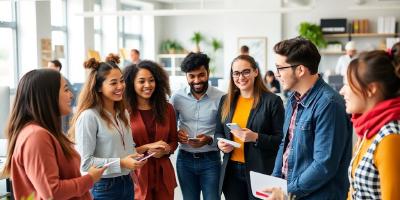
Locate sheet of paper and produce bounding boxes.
[216,137,241,148]
[250,171,287,199]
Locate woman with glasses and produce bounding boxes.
[215,55,285,200]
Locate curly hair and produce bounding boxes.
[123,60,171,124]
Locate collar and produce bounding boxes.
[185,85,211,100]
[289,76,325,108]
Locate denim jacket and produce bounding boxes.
[272,77,352,200]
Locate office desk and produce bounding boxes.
[0,157,12,200]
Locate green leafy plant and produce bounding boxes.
[160,40,184,54]
[209,38,223,76]
[298,22,327,48]
[211,38,223,52]
[191,32,204,52]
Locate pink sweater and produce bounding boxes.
[11,124,93,200]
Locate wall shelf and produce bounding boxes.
[324,33,398,38]
[320,51,345,55]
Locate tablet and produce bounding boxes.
[217,137,241,148]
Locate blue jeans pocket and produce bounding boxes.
[93,179,114,192]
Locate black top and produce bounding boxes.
[269,79,281,93]
[215,92,285,196]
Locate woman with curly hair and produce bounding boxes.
[70,54,146,199]
[123,60,178,200]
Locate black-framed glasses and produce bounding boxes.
[232,69,252,78]
[276,64,300,75]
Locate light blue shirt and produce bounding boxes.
[170,86,224,153]
[75,108,135,178]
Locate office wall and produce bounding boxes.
[159,0,283,79]
[283,0,400,74]
[159,0,400,77]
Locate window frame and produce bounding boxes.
[118,3,143,52]
[51,0,69,76]
[0,0,19,88]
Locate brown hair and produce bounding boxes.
[347,50,400,100]
[68,53,128,141]
[273,36,321,75]
[3,69,76,176]
[123,60,171,124]
[220,55,270,122]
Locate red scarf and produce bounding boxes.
[352,97,400,139]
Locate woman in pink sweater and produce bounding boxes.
[2,69,106,200]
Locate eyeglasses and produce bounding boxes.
[232,69,252,78]
[275,64,300,76]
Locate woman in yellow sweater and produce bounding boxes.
[215,55,284,200]
[339,50,400,200]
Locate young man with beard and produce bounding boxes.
[270,37,352,199]
[170,52,224,200]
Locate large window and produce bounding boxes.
[118,4,142,52]
[94,0,103,56]
[0,0,17,88]
[51,0,68,75]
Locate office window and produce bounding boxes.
[0,28,16,87]
[0,1,13,22]
[119,4,142,52]
[0,0,17,88]
[51,0,68,75]
[94,0,103,55]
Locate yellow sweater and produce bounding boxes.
[230,96,253,163]
[348,134,400,200]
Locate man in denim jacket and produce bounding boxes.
[271,37,352,199]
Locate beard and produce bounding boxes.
[190,81,209,95]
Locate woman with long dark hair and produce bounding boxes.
[123,60,178,200]
[3,69,105,200]
[70,54,146,199]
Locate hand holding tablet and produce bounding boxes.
[217,137,241,148]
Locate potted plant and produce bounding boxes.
[209,38,223,75]
[211,38,223,52]
[160,40,184,54]
[298,22,327,48]
[191,32,204,52]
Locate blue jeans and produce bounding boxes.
[91,174,133,200]
[177,150,221,200]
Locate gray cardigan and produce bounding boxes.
[75,108,135,178]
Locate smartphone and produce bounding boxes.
[135,152,156,162]
[188,137,200,142]
[226,123,242,131]
[97,159,118,168]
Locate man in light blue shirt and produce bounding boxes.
[170,52,224,200]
